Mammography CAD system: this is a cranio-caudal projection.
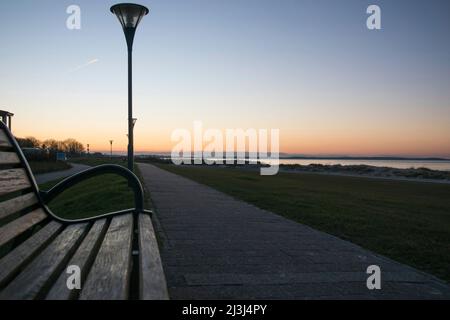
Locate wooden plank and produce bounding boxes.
[0,193,38,221]
[0,223,88,300]
[46,219,108,300]
[138,214,169,300]
[0,169,31,196]
[79,215,133,300]
[0,221,63,288]
[0,208,47,248]
[0,130,11,148]
[0,151,20,165]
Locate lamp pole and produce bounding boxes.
[111,3,149,172]
[110,140,114,160]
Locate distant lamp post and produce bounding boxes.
[110,140,114,160]
[111,3,149,172]
[87,144,90,156]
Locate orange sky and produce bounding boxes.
[12,115,450,157]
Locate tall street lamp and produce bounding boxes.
[111,3,149,171]
[110,140,114,160]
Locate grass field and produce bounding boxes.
[156,164,450,282]
[39,174,135,220]
[38,158,148,221]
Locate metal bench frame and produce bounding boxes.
[1,120,151,224]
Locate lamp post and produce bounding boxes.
[111,3,149,172]
[110,140,114,160]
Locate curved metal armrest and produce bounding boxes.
[40,165,148,223]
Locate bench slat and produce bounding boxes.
[0,221,63,288]
[46,219,108,300]
[79,215,133,300]
[0,151,20,165]
[0,169,31,196]
[0,223,88,300]
[0,130,11,148]
[138,214,169,300]
[0,209,47,248]
[0,193,38,221]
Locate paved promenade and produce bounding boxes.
[35,163,91,184]
[138,163,450,299]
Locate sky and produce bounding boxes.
[1,0,449,157]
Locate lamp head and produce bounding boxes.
[111,3,149,50]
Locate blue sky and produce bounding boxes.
[1,0,449,156]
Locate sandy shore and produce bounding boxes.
[279,167,450,184]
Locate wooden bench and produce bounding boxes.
[0,121,168,300]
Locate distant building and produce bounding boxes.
[56,152,67,161]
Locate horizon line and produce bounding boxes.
[92,151,450,160]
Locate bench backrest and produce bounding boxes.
[0,122,47,251]
[1,122,169,300]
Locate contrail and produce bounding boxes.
[69,58,99,72]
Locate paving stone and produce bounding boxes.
[138,163,450,300]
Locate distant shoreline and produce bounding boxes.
[278,166,450,185]
[138,155,450,183]
[276,163,450,183]
[278,156,450,161]
[134,154,450,162]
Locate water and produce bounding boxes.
[260,159,450,171]
[151,155,450,171]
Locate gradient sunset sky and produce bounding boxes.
[1,0,449,157]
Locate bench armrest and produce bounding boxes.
[40,164,150,223]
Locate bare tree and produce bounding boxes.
[16,136,41,148]
[64,138,85,155]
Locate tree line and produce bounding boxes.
[16,136,85,159]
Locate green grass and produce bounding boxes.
[157,164,450,282]
[39,175,135,220]
[38,158,148,221]
[29,161,71,174]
